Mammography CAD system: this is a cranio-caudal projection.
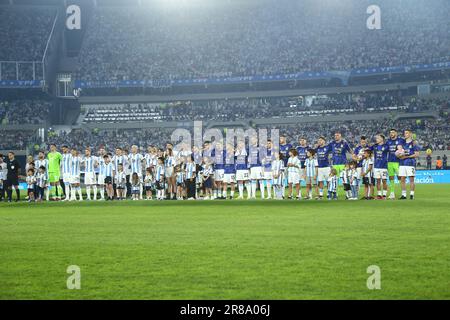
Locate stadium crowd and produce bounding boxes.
[76,0,450,81]
[82,95,444,124]
[0,6,56,62]
[0,100,51,125]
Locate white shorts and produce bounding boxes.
[70,175,80,184]
[97,174,106,185]
[298,168,306,181]
[249,167,264,180]
[287,171,300,184]
[165,167,174,178]
[373,168,388,180]
[399,166,416,177]
[84,172,97,185]
[317,167,331,182]
[263,170,273,180]
[62,172,71,183]
[214,169,225,182]
[223,173,236,184]
[236,169,249,181]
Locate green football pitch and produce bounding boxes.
[0,184,449,300]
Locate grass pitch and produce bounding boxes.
[0,184,449,300]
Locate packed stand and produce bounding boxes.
[0,100,51,125]
[76,0,450,81]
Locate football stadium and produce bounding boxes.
[0,0,449,302]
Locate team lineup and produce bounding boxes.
[0,128,420,203]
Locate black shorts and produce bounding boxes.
[7,177,19,187]
[176,182,185,187]
[362,177,375,185]
[145,186,153,191]
[155,181,164,190]
[203,177,212,188]
[104,176,112,185]
[343,183,351,191]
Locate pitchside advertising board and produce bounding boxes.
[16,170,450,190]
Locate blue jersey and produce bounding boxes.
[329,141,352,165]
[279,143,292,166]
[247,146,262,168]
[214,149,225,170]
[400,141,420,167]
[262,148,274,169]
[224,151,236,174]
[354,144,373,168]
[296,146,308,168]
[386,137,406,163]
[235,149,247,171]
[316,145,332,168]
[373,144,389,169]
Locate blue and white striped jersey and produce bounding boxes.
[185,162,196,179]
[328,175,338,192]
[362,157,374,178]
[176,172,185,184]
[155,165,165,182]
[35,159,49,177]
[144,153,158,168]
[112,155,127,171]
[165,156,176,168]
[115,171,126,186]
[103,162,114,177]
[340,169,351,184]
[36,173,47,188]
[304,157,318,177]
[71,156,81,176]
[61,153,72,174]
[129,153,143,174]
[83,156,97,173]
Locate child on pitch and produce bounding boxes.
[185,155,197,200]
[286,148,301,200]
[130,172,141,201]
[361,149,374,200]
[271,152,285,200]
[155,157,165,200]
[349,161,359,200]
[304,149,318,200]
[175,165,185,200]
[34,151,49,201]
[103,155,115,201]
[35,166,47,202]
[327,168,338,200]
[115,163,126,200]
[26,168,36,202]
[202,157,214,200]
[340,162,352,200]
[144,167,154,200]
[69,148,83,201]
